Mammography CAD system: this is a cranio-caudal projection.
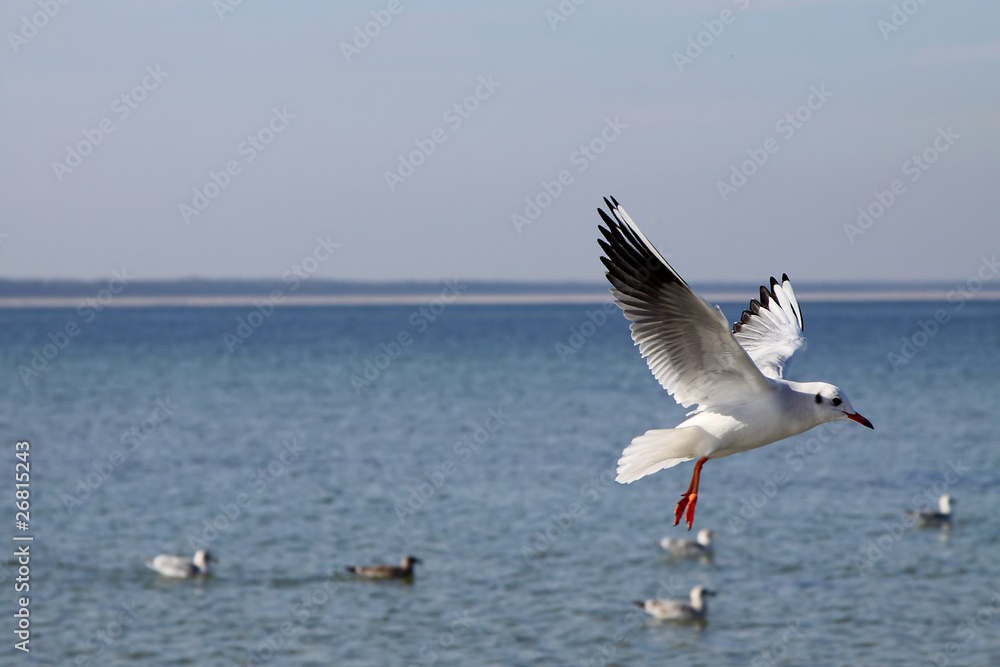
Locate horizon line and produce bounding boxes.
[1,288,998,309]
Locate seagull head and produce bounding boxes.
[193,550,214,569]
[691,586,716,605]
[801,382,873,429]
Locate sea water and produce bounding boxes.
[2,299,999,665]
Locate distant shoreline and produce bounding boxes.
[1,289,998,308]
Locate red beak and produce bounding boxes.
[844,411,874,429]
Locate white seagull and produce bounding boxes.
[145,549,214,578]
[907,494,954,527]
[660,528,714,557]
[634,585,715,621]
[598,197,873,529]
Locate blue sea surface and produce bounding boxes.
[1,299,999,665]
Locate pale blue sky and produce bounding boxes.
[1,0,997,283]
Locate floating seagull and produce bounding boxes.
[597,197,873,529]
[145,549,214,578]
[634,585,716,621]
[346,555,421,580]
[907,494,954,527]
[660,528,714,557]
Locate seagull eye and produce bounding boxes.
[815,394,822,404]
[832,397,842,407]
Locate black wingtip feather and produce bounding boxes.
[598,208,616,228]
[596,197,689,303]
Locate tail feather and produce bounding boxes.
[616,427,705,483]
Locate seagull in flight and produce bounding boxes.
[597,197,873,529]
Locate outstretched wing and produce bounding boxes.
[598,197,771,410]
[731,274,805,380]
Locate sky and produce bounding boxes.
[1,0,998,284]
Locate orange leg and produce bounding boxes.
[673,457,708,530]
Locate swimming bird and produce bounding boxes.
[145,549,213,578]
[907,494,954,527]
[634,585,715,621]
[597,197,874,529]
[346,555,421,580]
[660,528,714,557]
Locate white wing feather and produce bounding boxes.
[731,275,806,380]
[598,197,771,410]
